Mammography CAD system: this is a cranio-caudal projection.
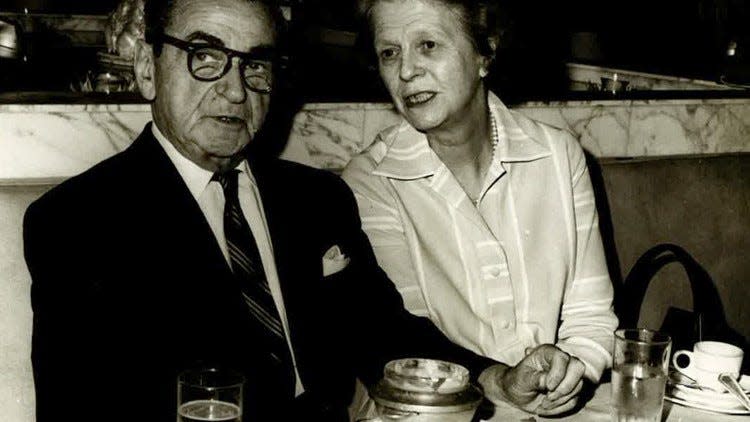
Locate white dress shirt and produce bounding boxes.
[152,124,304,395]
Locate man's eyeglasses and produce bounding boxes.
[160,33,275,94]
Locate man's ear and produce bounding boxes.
[133,39,156,100]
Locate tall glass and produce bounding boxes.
[177,367,244,422]
[611,329,672,422]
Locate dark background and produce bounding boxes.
[1,0,749,100]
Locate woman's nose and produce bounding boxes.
[399,51,424,81]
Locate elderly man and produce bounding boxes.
[24,0,590,420]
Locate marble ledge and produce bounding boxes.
[2,98,749,180]
[566,62,736,92]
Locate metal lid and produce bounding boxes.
[370,359,483,414]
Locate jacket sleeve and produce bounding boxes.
[323,173,497,386]
[24,196,117,421]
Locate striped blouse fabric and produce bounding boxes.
[342,92,618,381]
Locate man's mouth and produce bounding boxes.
[403,92,436,107]
[212,115,246,126]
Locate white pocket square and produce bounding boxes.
[322,245,350,277]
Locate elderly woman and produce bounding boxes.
[342,0,618,414]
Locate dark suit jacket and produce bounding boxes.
[24,126,495,421]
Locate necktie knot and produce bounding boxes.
[213,170,240,201]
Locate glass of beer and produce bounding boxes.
[178,367,244,422]
[611,329,672,422]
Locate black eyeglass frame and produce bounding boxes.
[159,33,277,94]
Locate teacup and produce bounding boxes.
[672,341,744,391]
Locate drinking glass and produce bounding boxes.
[177,367,244,422]
[611,329,672,422]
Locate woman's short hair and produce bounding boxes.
[356,0,499,58]
[144,0,286,55]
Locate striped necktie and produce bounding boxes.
[214,170,294,391]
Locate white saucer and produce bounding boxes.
[665,396,750,415]
[666,374,750,414]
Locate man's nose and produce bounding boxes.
[399,50,424,81]
[215,57,248,103]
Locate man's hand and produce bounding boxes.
[478,344,586,415]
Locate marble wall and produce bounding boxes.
[520,99,750,158]
[282,98,750,173]
[2,98,749,181]
[0,104,147,181]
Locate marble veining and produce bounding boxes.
[520,101,750,157]
[2,99,749,180]
[284,99,750,171]
[0,109,150,180]
[291,108,365,171]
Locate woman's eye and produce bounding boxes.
[379,48,398,61]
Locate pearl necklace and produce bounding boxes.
[489,111,500,152]
[468,112,499,205]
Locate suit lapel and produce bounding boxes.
[126,126,232,279]
[247,157,322,345]
[247,157,359,405]
[247,158,303,291]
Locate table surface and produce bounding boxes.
[482,383,750,421]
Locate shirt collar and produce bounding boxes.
[488,92,551,163]
[371,120,438,180]
[373,91,551,180]
[151,123,254,202]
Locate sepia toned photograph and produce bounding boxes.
[0,0,748,421]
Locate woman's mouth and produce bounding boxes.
[403,92,436,107]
